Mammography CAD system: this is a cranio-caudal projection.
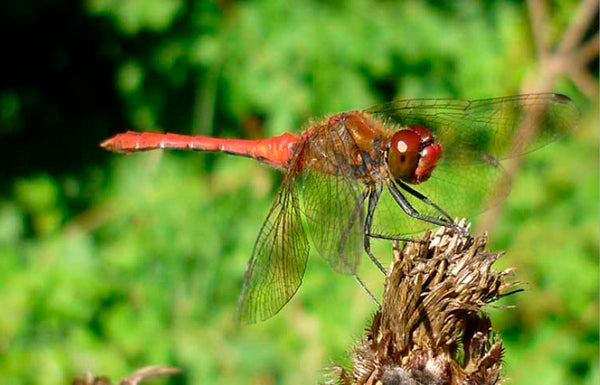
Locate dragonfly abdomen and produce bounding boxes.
[101,131,301,169]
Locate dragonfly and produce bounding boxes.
[101,93,577,323]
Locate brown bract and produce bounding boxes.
[332,221,519,385]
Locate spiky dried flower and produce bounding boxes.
[333,221,519,385]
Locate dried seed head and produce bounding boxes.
[334,222,519,385]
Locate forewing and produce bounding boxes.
[237,175,309,324]
[367,93,575,236]
[366,93,578,164]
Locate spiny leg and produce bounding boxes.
[363,184,387,274]
[335,190,382,302]
[396,181,454,222]
[386,179,458,229]
[394,181,470,235]
[353,273,381,310]
[367,232,425,243]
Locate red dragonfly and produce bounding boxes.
[101,93,576,323]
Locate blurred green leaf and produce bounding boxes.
[87,0,183,35]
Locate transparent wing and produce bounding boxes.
[301,171,365,274]
[366,93,576,235]
[237,174,309,324]
[299,121,367,274]
[366,93,578,164]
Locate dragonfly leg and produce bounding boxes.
[366,232,423,243]
[396,181,454,223]
[386,180,463,231]
[363,185,387,274]
[353,273,381,310]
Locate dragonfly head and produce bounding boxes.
[387,125,442,184]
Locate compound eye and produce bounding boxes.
[387,129,421,182]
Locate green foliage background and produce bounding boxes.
[0,0,597,383]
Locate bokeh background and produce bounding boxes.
[0,0,597,384]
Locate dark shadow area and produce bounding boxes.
[0,1,126,188]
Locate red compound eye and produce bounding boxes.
[387,126,442,184]
[388,129,422,182]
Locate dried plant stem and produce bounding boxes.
[71,365,180,385]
